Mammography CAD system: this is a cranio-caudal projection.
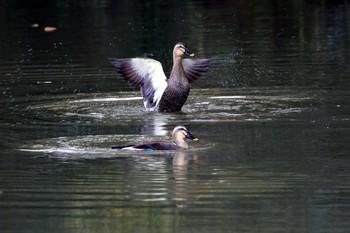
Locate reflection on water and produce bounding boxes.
[4,84,347,233]
[7,87,330,125]
[11,86,342,160]
[2,144,349,232]
[1,69,350,233]
[1,0,350,232]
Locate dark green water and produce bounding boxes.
[1,1,350,232]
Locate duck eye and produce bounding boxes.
[176,128,186,133]
[174,126,187,132]
[177,44,185,49]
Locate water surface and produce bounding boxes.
[1,1,350,233]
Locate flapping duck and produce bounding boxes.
[110,42,211,112]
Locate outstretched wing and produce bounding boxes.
[182,58,212,83]
[110,58,168,110]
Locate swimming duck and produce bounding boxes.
[110,42,211,112]
[111,126,199,151]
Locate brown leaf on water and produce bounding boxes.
[44,27,57,32]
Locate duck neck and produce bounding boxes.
[169,57,187,84]
[173,131,189,149]
[175,140,189,149]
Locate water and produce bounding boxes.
[1,0,350,232]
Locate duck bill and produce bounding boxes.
[185,132,199,141]
[184,48,195,57]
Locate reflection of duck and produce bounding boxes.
[111,126,198,150]
[141,113,170,136]
[110,42,211,112]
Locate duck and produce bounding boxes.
[110,42,212,112]
[111,125,199,151]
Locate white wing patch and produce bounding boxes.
[118,58,168,111]
[121,147,144,151]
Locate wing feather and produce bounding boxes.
[133,141,177,150]
[182,58,212,83]
[110,58,168,110]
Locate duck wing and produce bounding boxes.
[110,58,168,110]
[182,58,212,83]
[133,141,178,150]
[111,141,178,151]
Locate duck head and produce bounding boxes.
[172,125,199,149]
[173,42,195,60]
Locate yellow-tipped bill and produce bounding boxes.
[185,131,199,141]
